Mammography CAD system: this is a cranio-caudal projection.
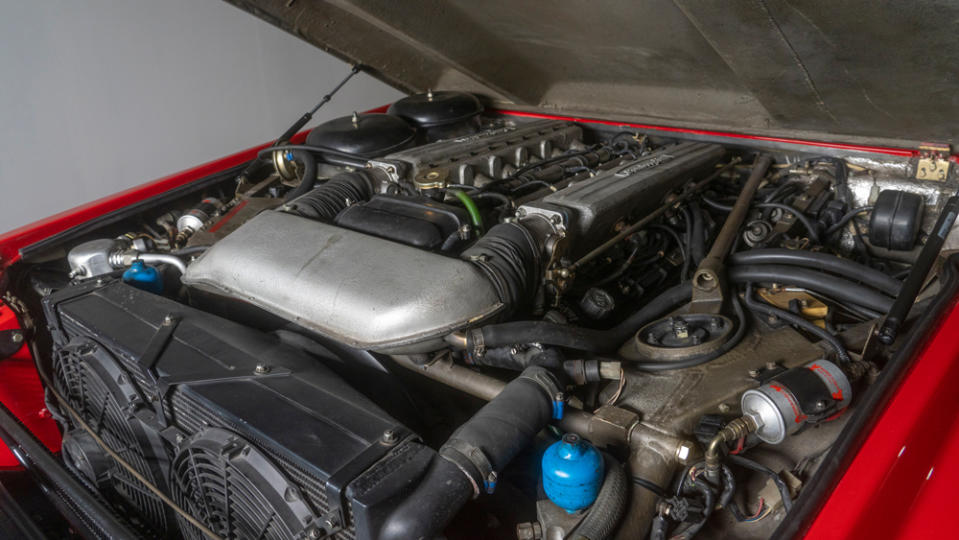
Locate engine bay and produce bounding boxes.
[6,90,959,539]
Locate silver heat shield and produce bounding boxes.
[182,211,505,353]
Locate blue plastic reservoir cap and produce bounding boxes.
[542,433,604,513]
[122,260,163,294]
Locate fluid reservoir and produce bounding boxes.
[542,433,603,513]
[122,260,163,294]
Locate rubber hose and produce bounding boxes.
[469,282,692,354]
[256,143,369,168]
[282,150,318,202]
[570,453,629,540]
[728,249,901,296]
[726,454,793,511]
[461,222,542,314]
[688,201,706,265]
[379,367,559,540]
[728,264,894,313]
[469,347,564,371]
[744,283,851,364]
[285,170,373,221]
[825,206,874,236]
[452,190,484,232]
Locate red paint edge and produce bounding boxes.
[493,109,926,158]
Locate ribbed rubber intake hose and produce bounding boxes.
[285,170,374,221]
[379,367,561,540]
[569,453,629,540]
[728,249,901,296]
[461,222,542,314]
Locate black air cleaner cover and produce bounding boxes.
[306,112,415,158]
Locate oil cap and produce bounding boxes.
[542,434,603,513]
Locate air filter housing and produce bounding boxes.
[305,112,415,158]
[388,90,483,141]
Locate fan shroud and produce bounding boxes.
[52,337,175,535]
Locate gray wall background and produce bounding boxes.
[0,0,403,234]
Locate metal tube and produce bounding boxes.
[390,355,608,439]
[135,253,188,274]
[391,354,505,401]
[692,154,772,295]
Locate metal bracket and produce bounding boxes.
[916,142,952,182]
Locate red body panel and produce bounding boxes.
[804,296,959,539]
[0,301,60,467]
[0,105,957,536]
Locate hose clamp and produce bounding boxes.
[518,367,565,419]
[440,438,497,498]
[467,328,486,359]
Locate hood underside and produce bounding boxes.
[225,0,959,148]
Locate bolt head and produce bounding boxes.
[163,315,175,326]
[10,332,23,343]
[718,403,731,413]
[254,364,271,375]
[748,369,761,378]
[381,429,398,444]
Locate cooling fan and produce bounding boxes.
[170,427,323,540]
[52,337,175,535]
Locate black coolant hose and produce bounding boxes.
[727,264,894,313]
[467,260,893,354]
[687,201,706,266]
[379,367,562,540]
[466,282,693,355]
[285,170,374,221]
[568,453,629,540]
[728,249,901,296]
[282,150,318,202]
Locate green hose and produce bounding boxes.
[452,190,484,234]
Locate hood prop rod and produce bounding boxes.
[877,185,959,344]
[234,64,363,185]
